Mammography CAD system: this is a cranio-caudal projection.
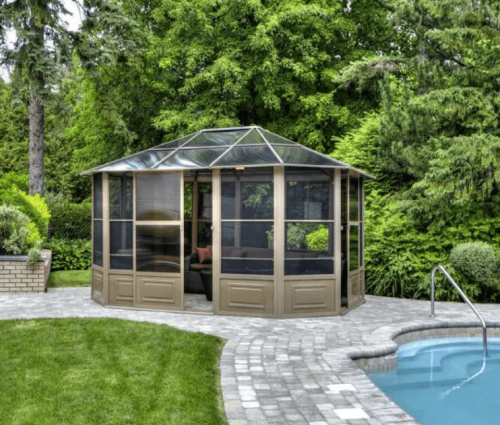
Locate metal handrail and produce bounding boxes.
[431,265,488,356]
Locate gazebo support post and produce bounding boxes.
[334,169,342,314]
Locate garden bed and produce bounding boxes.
[0,249,52,294]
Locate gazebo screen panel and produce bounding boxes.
[284,167,334,276]
[110,221,133,269]
[93,220,103,267]
[156,148,226,169]
[136,225,181,272]
[93,174,103,267]
[350,177,360,221]
[349,225,359,272]
[136,174,181,221]
[109,174,133,270]
[93,174,103,219]
[221,169,274,275]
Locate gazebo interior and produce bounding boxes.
[83,127,373,318]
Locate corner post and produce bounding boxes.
[334,169,342,315]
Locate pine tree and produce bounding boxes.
[0,0,139,195]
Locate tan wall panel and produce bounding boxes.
[91,268,104,305]
[349,271,361,304]
[135,275,182,310]
[109,274,134,307]
[284,279,335,316]
[220,278,274,316]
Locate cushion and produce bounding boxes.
[190,263,213,271]
[196,246,212,264]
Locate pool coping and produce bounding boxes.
[322,320,500,424]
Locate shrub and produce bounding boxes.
[305,226,328,252]
[0,204,42,265]
[0,174,50,238]
[450,242,498,287]
[45,238,91,270]
[47,196,91,240]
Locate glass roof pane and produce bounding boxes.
[156,148,227,169]
[213,145,279,167]
[97,150,174,171]
[184,130,248,147]
[274,146,344,167]
[155,133,196,149]
[237,129,266,145]
[260,129,296,145]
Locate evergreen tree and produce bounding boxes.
[0,0,140,195]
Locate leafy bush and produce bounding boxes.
[364,191,487,302]
[305,226,328,252]
[48,199,91,240]
[0,205,42,265]
[0,174,50,238]
[45,238,91,271]
[450,242,498,287]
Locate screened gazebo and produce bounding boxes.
[82,127,373,318]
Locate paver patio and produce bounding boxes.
[1,288,499,425]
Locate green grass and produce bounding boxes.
[0,319,227,425]
[47,270,91,287]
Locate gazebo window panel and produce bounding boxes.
[108,174,133,270]
[93,174,103,219]
[136,173,180,221]
[221,169,274,275]
[136,225,181,272]
[93,174,103,266]
[184,182,193,252]
[110,222,133,269]
[284,222,334,275]
[93,220,103,267]
[349,177,360,221]
[285,168,334,275]
[109,175,133,219]
[349,225,359,272]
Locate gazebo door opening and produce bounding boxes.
[183,170,214,312]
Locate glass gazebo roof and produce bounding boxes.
[81,126,374,178]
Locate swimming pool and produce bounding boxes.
[368,337,500,425]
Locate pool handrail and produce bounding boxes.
[430,264,488,357]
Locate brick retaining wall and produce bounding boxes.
[0,249,52,294]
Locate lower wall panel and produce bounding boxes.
[220,278,274,316]
[349,271,361,306]
[284,279,336,316]
[91,268,104,304]
[135,275,182,310]
[109,274,134,307]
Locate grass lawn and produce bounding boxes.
[47,270,91,287]
[0,318,227,425]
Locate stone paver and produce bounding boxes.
[1,288,500,425]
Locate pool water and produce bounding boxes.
[368,338,500,425]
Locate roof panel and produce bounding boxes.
[184,129,248,147]
[212,145,279,167]
[96,150,174,172]
[157,148,227,169]
[260,129,297,145]
[237,129,266,145]
[274,146,345,167]
[155,133,197,149]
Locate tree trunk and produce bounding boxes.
[28,87,44,196]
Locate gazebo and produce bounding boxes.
[82,127,373,318]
